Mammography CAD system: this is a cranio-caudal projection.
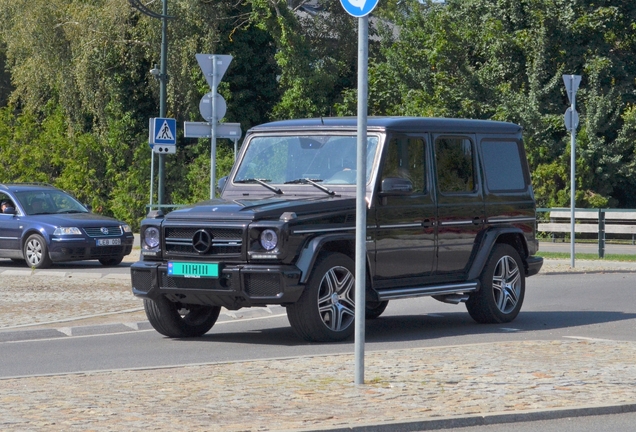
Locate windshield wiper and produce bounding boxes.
[57,210,86,214]
[234,178,283,195]
[284,178,335,196]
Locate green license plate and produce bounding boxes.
[167,262,219,278]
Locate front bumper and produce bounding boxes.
[131,260,304,309]
[49,234,134,262]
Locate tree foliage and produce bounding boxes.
[2,0,636,231]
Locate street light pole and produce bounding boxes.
[157,0,168,205]
[128,0,173,207]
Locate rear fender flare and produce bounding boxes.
[467,227,529,281]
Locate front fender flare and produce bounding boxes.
[296,234,360,284]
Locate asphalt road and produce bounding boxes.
[2,271,635,378]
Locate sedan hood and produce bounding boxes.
[27,212,126,227]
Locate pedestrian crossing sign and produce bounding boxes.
[149,117,177,146]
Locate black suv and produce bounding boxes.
[131,117,543,342]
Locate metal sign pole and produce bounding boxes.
[210,56,218,199]
[563,74,581,268]
[570,94,576,268]
[150,152,155,207]
[354,14,368,386]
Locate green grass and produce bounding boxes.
[537,251,636,262]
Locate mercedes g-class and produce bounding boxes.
[131,117,543,342]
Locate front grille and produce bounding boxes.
[244,273,282,297]
[164,227,243,257]
[84,226,123,237]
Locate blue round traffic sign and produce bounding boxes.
[340,0,380,17]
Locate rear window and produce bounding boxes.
[480,141,526,191]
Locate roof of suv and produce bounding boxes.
[249,116,522,134]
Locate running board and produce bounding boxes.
[377,282,478,301]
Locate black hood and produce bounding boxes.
[165,195,356,222]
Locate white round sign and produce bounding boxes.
[199,92,227,122]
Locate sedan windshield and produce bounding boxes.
[15,190,89,215]
[234,135,379,185]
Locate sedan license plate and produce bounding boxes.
[96,238,121,246]
[168,262,219,278]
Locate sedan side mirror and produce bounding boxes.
[2,206,16,215]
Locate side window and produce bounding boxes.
[435,136,475,193]
[0,193,13,213]
[381,137,426,193]
[481,140,526,191]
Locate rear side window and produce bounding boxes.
[435,137,475,193]
[481,141,526,191]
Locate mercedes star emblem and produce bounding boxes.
[192,229,213,254]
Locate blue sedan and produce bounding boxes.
[0,183,134,268]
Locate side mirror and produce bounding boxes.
[380,177,413,195]
[217,176,228,194]
[85,204,93,212]
[2,206,16,215]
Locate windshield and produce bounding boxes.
[234,135,379,185]
[15,190,89,215]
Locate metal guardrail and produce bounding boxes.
[537,207,636,258]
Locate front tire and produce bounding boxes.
[144,296,221,338]
[24,234,52,269]
[466,243,525,324]
[287,252,356,342]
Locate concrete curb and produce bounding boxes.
[297,403,636,432]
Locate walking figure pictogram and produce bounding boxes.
[154,119,175,143]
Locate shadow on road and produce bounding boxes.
[181,309,636,347]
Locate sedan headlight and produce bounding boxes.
[259,229,278,251]
[143,226,160,249]
[54,227,82,235]
[121,224,132,233]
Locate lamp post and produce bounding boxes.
[129,0,173,206]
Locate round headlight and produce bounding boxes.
[259,229,278,251]
[143,226,160,249]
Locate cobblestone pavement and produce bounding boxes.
[1,257,636,431]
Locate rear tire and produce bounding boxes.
[466,244,525,324]
[365,300,389,320]
[144,296,221,338]
[287,252,356,342]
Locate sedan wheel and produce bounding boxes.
[23,234,52,269]
[99,256,124,266]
